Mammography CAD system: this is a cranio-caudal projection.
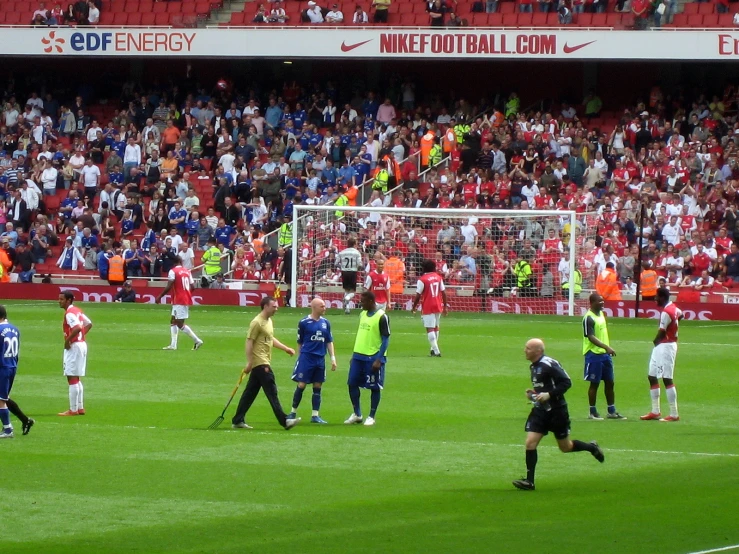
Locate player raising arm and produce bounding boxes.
[156,255,203,351]
[641,287,683,422]
[288,298,337,424]
[412,259,448,357]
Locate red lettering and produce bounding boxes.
[182,32,195,51]
[466,34,477,54]
[540,34,555,54]
[142,34,153,52]
[154,33,168,51]
[420,33,430,53]
[719,34,732,55]
[442,34,454,53]
[502,34,512,54]
[398,34,409,53]
[115,32,125,51]
[431,34,442,54]
[478,34,489,54]
[379,33,393,53]
[517,34,527,54]
[127,33,141,52]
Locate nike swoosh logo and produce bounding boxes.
[563,40,596,54]
[341,39,372,52]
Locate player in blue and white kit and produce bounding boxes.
[288,298,336,424]
[0,305,34,438]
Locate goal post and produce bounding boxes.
[290,205,597,317]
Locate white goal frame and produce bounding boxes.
[291,205,578,316]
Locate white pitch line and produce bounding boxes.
[685,545,739,554]
[692,323,739,328]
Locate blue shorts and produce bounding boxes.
[584,352,614,384]
[0,370,16,401]
[291,355,326,384]
[348,354,385,390]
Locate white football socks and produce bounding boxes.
[650,385,661,414]
[665,385,678,417]
[181,325,201,344]
[77,381,84,411]
[69,384,79,412]
[427,332,440,355]
[170,325,179,348]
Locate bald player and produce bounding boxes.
[513,338,604,491]
[288,297,337,424]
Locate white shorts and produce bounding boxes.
[376,302,387,311]
[172,305,190,320]
[648,342,678,379]
[421,313,441,329]
[63,342,88,377]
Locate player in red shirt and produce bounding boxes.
[365,258,392,310]
[156,256,203,351]
[58,291,93,416]
[641,287,683,422]
[411,260,448,357]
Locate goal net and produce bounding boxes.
[289,205,600,316]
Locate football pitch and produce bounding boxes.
[2,300,738,554]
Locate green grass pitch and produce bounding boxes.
[2,300,738,554]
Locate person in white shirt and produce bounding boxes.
[268,1,289,22]
[142,119,160,144]
[87,0,100,23]
[594,245,619,273]
[85,120,102,142]
[622,276,637,295]
[80,159,101,194]
[21,181,40,211]
[460,218,478,247]
[40,161,58,195]
[177,242,195,270]
[325,3,343,22]
[352,5,368,22]
[521,181,539,206]
[123,138,142,179]
[3,103,19,128]
[219,152,236,173]
[306,1,324,22]
[26,92,44,109]
[661,215,683,246]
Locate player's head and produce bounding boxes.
[347,238,356,248]
[656,287,671,307]
[360,290,376,312]
[376,258,385,272]
[59,291,74,309]
[589,293,604,312]
[173,255,183,266]
[310,297,326,317]
[0,304,7,321]
[524,338,545,362]
[260,296,279,317]
[422,259,436,274]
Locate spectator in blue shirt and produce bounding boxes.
[293,103,307,129]
[121,210,135,238]
[265,98,282,131]
[214,218,234,247]
[168,201,187,234]
[338,161,357,188]
[123,240,143,277]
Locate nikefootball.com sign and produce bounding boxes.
[2,27,739,59]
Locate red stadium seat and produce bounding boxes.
[6,12,22,24]
[605,12,621,25]
[153,2,167,12]
[0,13,6,24]
[471,12,488,25]
[112,12,128,24]
[683,3,699,14]
[591,12,607,25]
[99,11,115,24]
[545,11,558,24]
[697,2,714,14]
[532,12,547,25]
[671,13,689,26]
[141,12,156,24]
[128,12,143,24]
[412,2,427,13]
[718,13,733,26]
[181,1,196,13]
[488,13,504,25]
[517,12,533,25]
[139,0,154,13]
[195,1,210,15]
[155,12,170,25]
[702,13,719,26]
[502,12,517,25]
[229,11,246,24]
[413,13,428,25]
[399,2,412,13]
[501,2,516,12]
[576,12,592,25]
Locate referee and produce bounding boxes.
[337,238,362,314]
[583,293,626,420]
[513,339,604,491]
[231,297,301,430]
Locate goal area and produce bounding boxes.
[290,205,600,316]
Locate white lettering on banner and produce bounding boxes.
[63,31,196,54]
[237,292,267,306]
[379,32,557,56]
[725,295,739,304]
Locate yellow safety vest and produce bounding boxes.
[334,194,349,218]
[203,246,222,276]
[373,169,389,192]
[428,144,442,167]
[278,222,293,248]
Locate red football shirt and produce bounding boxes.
[365,270,391,304]
[63,306,90,344]
[168,266,194,306]
[416,272,445,315]
[657,302,682,343]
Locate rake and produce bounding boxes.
[207,372,246,430]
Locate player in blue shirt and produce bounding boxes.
[0,305,34,438]
[288,298,336,424]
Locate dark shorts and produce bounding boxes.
[584,352,614,384]
[348,355,385,390]
[0,370,16,401]
[342,271,357,291]
[291,355,326,384]
[525,406,571,440]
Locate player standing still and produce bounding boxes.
[337,238,362,314]
[0,305,34,437]
[58,292,93,416]
[345,291,390,426]
[288,298,337,424]
[156,256,204,351]
[365,258,391,310]
[412,260,448,357]
[513,339,604,491]
[641,287,683,422]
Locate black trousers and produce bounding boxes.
[232,365,287,427]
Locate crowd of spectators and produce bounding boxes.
[1,77,738,302]
[30,0,101,25]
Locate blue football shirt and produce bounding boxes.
[0,322,20,372]
[297,316,333,357]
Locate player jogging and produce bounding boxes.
[513,338,604,491]
[582,293,626,420]
[345,291,390,427]
[641,287,683,422]
[337,237,362,314]
[412,259,448,357]
[58,292,93,416]
[365,257,391,310]
[156,255,204,351]
[288,298,337,424]
[0,305,34,437]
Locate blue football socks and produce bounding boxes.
[369,389,381,418]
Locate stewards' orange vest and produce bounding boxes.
[345,185,358,206]
[640,269,658,298]
[420,131,435,166]
[383,155,401,182]
[443,129,456,152]
[595,268,622,301]
[0,249,11,283]
[108,255,125,282]
[385,257,405,294]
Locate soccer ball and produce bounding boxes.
[216,79,228,90]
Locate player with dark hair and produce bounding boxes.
[156,255,203,351]
[513,338,604,491]
[337,237,362,314]
[58,291,93,416]
[0,305,35,437]
[412,259,448,357]
[231,296,300,430]
[288,297,337,424]
[345,291,390,426]
[582,293,625,420]
[641,287,683,422]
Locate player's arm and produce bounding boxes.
[273,336,295,356]
[327,340,337,371]
[156,277,174,303]
[411,280,424,313]
[386,277,392,308]
[441,281,448,316]
[583,315,615,355]
[244,337,255,373]
[81,314,93,336]
[536,361,572,403]
[372,313,391,371]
